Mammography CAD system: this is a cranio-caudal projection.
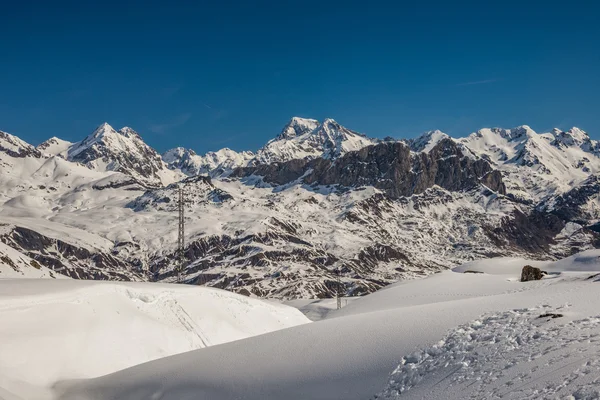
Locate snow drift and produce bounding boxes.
[55,252,600,400]
[0,279,308,399]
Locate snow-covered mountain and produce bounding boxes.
[163,147,254,177]
[406,129,450,153]
[37,136,73,157]
[0,130,41,158]
[59,123,181,186]
[1,119,600,299]
[459,125,600,201]
[255,117,376,163]
[162,117,377,177]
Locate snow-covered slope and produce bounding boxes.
[459,125,600,201]
[0,242,66,279]
[36,137,73,157]
[406,129,451,153]
[54,251,600,400]
[0,130,41,158]
[0,279,308,399]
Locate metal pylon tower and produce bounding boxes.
[336,265,342,310]
[177,185,185,283]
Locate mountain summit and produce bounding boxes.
[65,123,175,186]
[254,117,376,164]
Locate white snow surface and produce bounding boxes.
[36,137,73,157]
[0,279,308,399]
[54,253,600,400]
[407,130,450,153]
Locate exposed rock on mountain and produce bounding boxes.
[37,137,73,157]
[129,175,233,212]
[234,139,506,198]
[0,224,142,280]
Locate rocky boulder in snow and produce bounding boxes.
[520,265,544,282]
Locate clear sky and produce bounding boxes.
[1,0,598,153]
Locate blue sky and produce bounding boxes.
[1,1,598,153]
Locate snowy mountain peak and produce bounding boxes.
[408,130,451,152]
[552,127,590,148]
[277,117,320,140]
[37,136,73,157]
[163,147,195,164]
[117,126,142,140]
[256,117,376,163]
[65,123,173,186]
[0,130,41,158]
[91,122,116,137]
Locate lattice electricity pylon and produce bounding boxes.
[177,185,185,283]
[336,265,343,310]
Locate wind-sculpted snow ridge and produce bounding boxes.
[376,306,600,400]
[0,279,309,399]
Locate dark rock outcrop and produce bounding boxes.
[521,265,544,282]
[0,225,140,281]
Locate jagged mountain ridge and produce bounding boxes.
[162,147,255,177]
[1,118,599,299]
[162,117,377,177]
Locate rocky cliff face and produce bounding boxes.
[234,139,506,198]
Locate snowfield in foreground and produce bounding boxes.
[0,280,309,400]
[50,251,600,400]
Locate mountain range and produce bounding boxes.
[1,118,599,298]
